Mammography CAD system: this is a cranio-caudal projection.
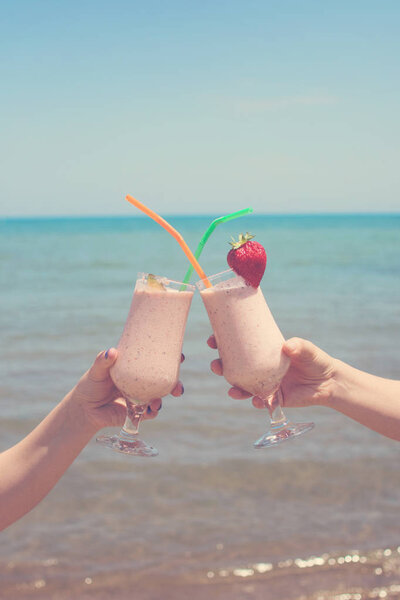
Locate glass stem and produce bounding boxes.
[268,388,289,430]
[120,402,146,438]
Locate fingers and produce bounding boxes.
[207,335,217,349]
[210,359,223,376]
[144,377,184,420]
[252,396,268,409]
[145,398,162,420]
[208,335,223,377]
[228,387,252,400]
[88,348,118,382]
[171,381,184,397]
[228,388,267,409]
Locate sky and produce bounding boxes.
[1,0,400,216]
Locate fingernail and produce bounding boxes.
[181,385,184,394]
[105,348,110,359]
[147,406,152,414]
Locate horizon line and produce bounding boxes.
[1,211,400,221]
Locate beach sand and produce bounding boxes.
[2,546,400,599]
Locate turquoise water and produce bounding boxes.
[1,214,399,597]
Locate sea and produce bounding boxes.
[1,214,400,599]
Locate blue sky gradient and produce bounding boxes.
[1,0,399,216]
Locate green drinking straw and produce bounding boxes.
[180,207,253,289]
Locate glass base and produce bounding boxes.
[96,434,159,457]
[253,421,314,449]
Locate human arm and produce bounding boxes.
[0,348,184,531]
[208,335,400,441]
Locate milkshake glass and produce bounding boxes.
[97,273,194,457]
[197,269,314,447]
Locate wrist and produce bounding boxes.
[329,358,354,410]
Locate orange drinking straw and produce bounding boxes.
[125,195,212,288]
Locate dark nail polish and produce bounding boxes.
[147,406,152,414]
[105,349,110,359]
[181,385,184,394]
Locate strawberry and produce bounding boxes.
[227,233,267,287]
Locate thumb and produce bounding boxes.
[283,338,320,362]
[283,337,332,370]
[88,348,118,382]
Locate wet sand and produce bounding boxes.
[2,546,400,600]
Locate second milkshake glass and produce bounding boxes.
[97,273,194,457]
[197,269,314,448]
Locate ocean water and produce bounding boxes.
[1,214,400,599]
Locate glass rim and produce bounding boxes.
[195,268,240,289]
[136,272,196,291]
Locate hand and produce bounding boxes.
[207,335,335,409]
[70,348,185,432]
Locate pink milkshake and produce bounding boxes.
[198,268,314,448]
[97,273,194,457]
[199,270,289,399]
[111,274,193,404]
